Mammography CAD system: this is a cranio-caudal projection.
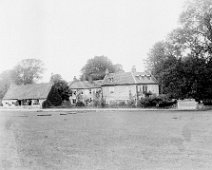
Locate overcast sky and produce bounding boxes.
[0,0,185,82]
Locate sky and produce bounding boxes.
[0,0,185,82]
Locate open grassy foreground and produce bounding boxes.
[1,110,212,170]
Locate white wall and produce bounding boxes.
[102,85,137,104]
[2,100,17,107]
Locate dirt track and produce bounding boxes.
[1,110,212,170]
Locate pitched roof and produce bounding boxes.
[102,72,158,86]
[93,80,103,88]
[102,72,136,85]
[3,83,52,100]
[69,80,102,89]
[133,72,158,84]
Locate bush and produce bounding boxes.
[127,99,136,108]
[118,101,127,107]
[42,100,52,108]
[76,101,85,107]
[47,87,62,106]
[61,100,72,108]
[138,95,176,108]
[202,99,212,105]
[93,98,106,108]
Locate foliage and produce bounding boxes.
[47,87,62,106]
[76,101,85,107]
[93,98,106,108]
[202,99,212,105]
[50,74,71,101]
[42,100,52,108]
[50,74,62,84]
[81,56,124,80]
[145,0,212,101]
[138,95,177,108]
[0,70,14,100]
[127,99,136,108]
[12,58,45,85]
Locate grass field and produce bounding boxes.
[1,110,212,170]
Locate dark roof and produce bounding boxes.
[69,80,102,89]
[102,72,158,86]
[3,83,52,100]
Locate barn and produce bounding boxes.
[2,83,53,108]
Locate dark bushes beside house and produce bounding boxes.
[42,100,52,108]
[202,99,212,105]
[76,101,85,107]
[42,86,63,108]
[138,95,177,108]
[93,98,106,108]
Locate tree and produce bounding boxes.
[12,58,45,85]
[114,64,124,73]
[50,73,62,84]
[46,87,62,106]
[81,56,124,80]
[50,74,71,101]
[180,0,212,56]
[145,0,212,101]
[0,70,14,100]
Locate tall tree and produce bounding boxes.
[50,74,71,101]
[12,59,45,85]
[50,73,63,84]
[145,0,212,101]
[81,56,124,80]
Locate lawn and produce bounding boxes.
[1,110,212,170]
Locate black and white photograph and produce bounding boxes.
[0,0,212,169]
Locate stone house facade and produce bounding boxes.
[69,80,102,105]
[101,70,159,105]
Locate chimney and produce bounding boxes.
[105,68,109,75]
[73,76,77,81]
[131,65,136,73]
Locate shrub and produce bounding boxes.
[127,99,136,108]
[42,100,52,108]
[47,87,62,106]
[61,100,72,108]
[138,95,176,108]
[76,101,85,107]
[202,99,212,105]
[117,101,127,107]
[158,99,177,107]
[100,98,106,108]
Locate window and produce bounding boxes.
[109,77,114,82]
[143,85,147,93]
[33,99,39,105]
[138,86,142,92]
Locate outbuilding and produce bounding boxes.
[2,83,53,108]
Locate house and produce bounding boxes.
[101,67,159,105]
[2,83,53,108]
[69,80,102,105]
